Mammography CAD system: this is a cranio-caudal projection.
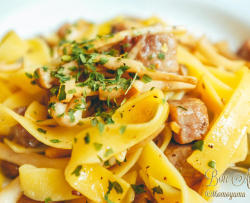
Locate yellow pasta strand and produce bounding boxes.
[0,31,28,63]
[19,164,79,201]
[138,141,207,203]
[188,68,250,176]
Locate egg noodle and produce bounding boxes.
[0,16,249,203]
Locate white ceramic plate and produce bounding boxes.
[0,0,249,202]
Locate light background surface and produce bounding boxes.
[0,0,249,202]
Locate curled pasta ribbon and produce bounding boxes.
[19,164,79,201]
[188,68,250,176]
[138,141,207,203]
[65,89,168,202]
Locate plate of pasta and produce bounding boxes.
[0,0,249,203]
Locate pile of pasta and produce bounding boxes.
[0,16,249,203]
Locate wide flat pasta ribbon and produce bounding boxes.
[188,68,250,176]
[138,141,207,203]
[19,165,79,201]
[65,89,168,202]
[69,89,168,164]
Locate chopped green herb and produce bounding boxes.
[104,160,110,167]
[91,118,98,126]
[37,128,46,134]
[208,160,216,168]
[119,125,127,134]
[99,57,109,65]
[45,197,52,203]
[61,55,72,62]
[25,72,33,79]
[84,133,90,144]
[104,148,114,157]
[131,184,145,194]
[68,109,75,122]
[79,54,86,63]
[192,140,204,151]
[104,193,114,203]
[68,89,76,94]
[42,66,48,72]
[112,181,123,193]
[98,122,105,133]
[141,74,152,83]
[157,52,165,60]
[71,165,82,176]
[177,106,187,111]
[50,86,59,96]
[33,70,39,79]
[58,85,66,101]
[152,185,163,195]
[50,139,61,143]
[93,142,103,151]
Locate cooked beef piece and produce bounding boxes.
[165,143,204,187]
[0,160,19,179]
[10,124,41,148]
[13,106,27,116]
[10,107,41,148]
[168,97,209,144]
[135,33,179,73]
[111,33,179,73]
[237,40,250,61]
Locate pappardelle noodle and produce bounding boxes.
[0,16,249,203]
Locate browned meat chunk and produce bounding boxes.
[10,124,41,148]
[13,106,27,116]
[135,33,179,73]
[168,98,209,144]
[165,143,204,187]
[0,160,19,179]
[237,40,250,61]
[10,107,41,148]
[110,33,179,73]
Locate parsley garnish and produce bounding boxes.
[61,55,72,62]
[42,66,48,72]
[25,72,33,79]
[177,106,187,111]
[93,142,103,151]
[104,148,114,157]
[45,197,52,203]
[50,139,61,143]
[192,140,204,151]
[84,133,90,144]
[99,57,109,65]
[68,89,76,94]
[68,109,75,122]
[141,74,152,83]
[119,125,127,134]
[37,128,46,134]
[91,118,98,126]
[71,165,82,176]
[131,184,145,194]
[98,122,105,133]
[208,160,216,168]
[58,85,66,101]
[152,185,163,195]
[157,52,165,60]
